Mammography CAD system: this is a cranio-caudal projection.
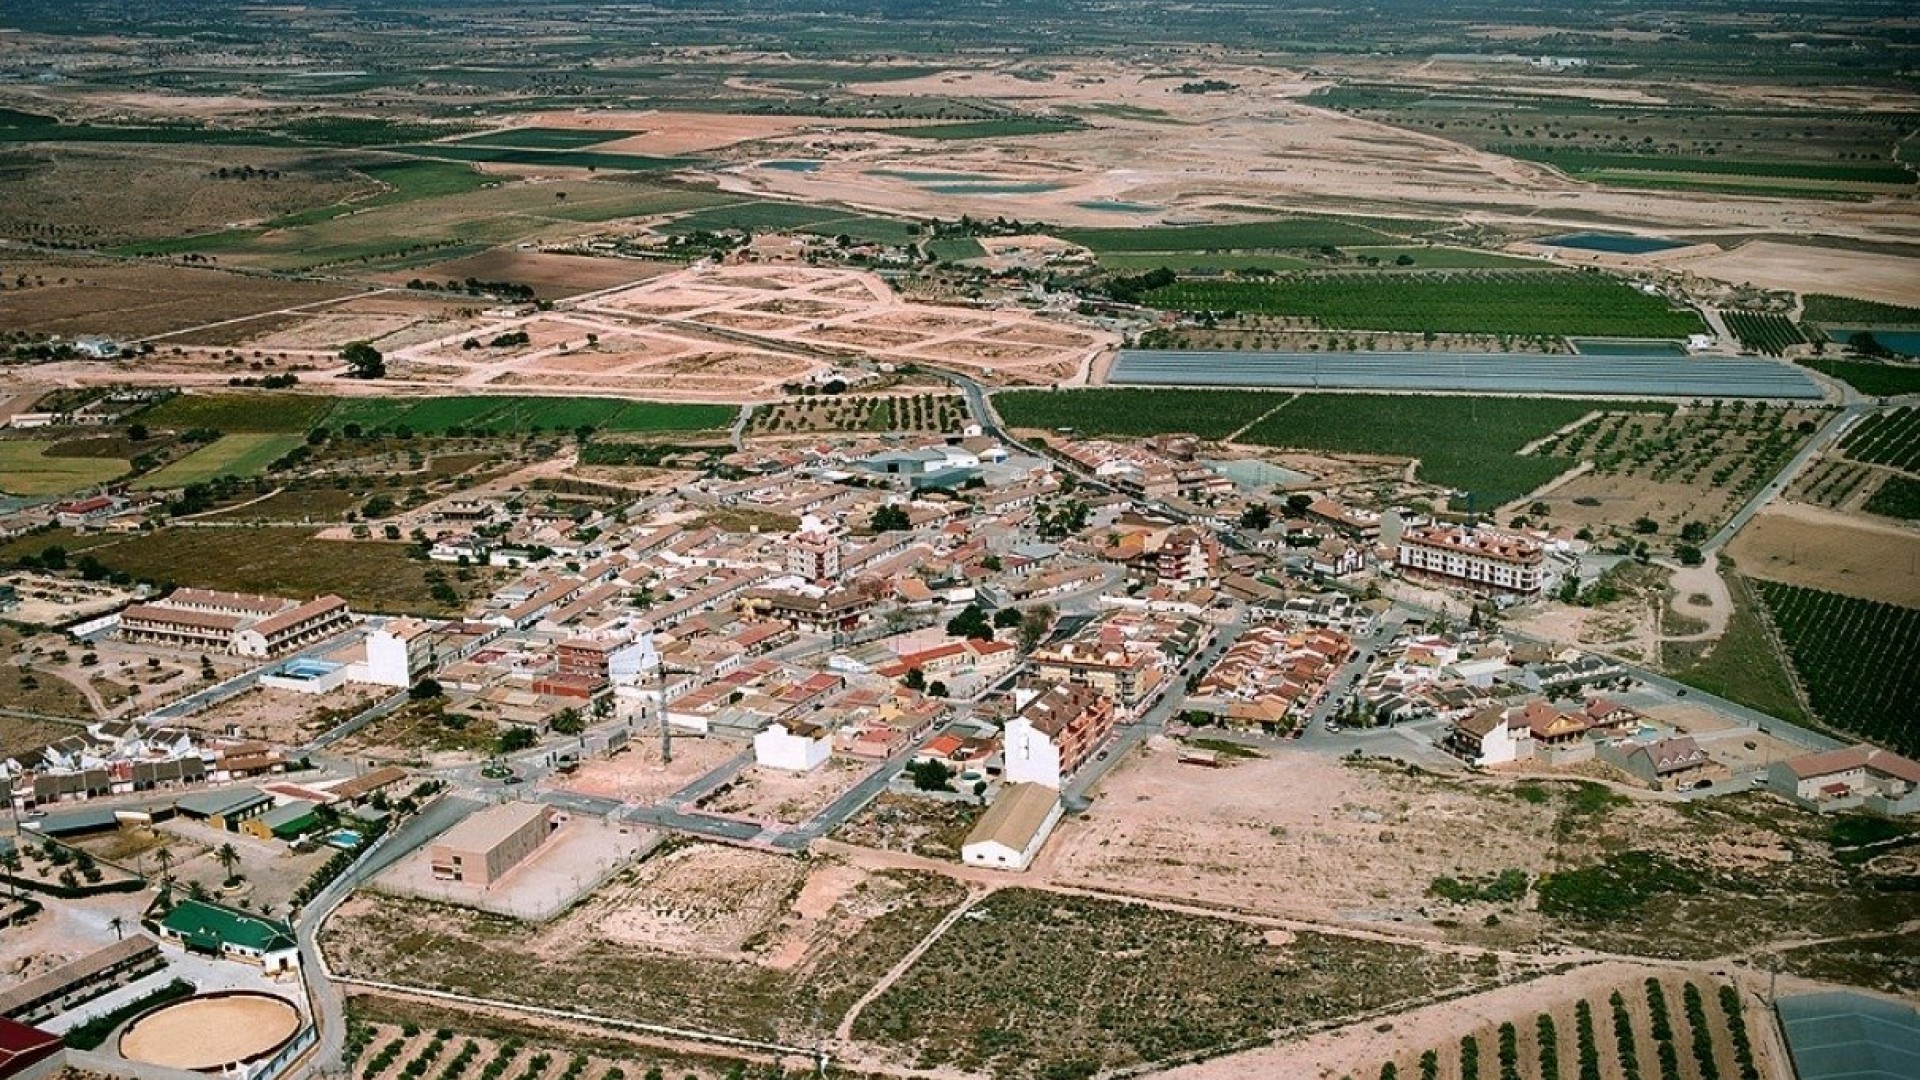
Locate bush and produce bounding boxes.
[63,979,195,1049]
[1536,851,1700,920]
[1611,991,1643,1080]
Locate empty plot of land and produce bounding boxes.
[1107,350,1823,399]
[379,250,676,299]
[1666,241,1920,308]
[547,737,744,803]
[0,261,355,339]
[1727,502,1920,607]
[374,815,655,920]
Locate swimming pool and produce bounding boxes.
[761,159,821,173]
[279,658,341,681]
[324,829,363,850]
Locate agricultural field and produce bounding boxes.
[747,393,965,436]
[1801,358,1920,397]
[449,127,642,150]
[887,118,1085,139]
[0,440,127,496]
[1531,401,1820,535]
[1143,272,1707,338]
[1837,407,1920,472]
[1754,582,1920,755]
[1802,294,1920,326]
[1059,217,1435,253]
[1241,394,1672,506]
[1722,310,1805,356]
[138,393,336,434]
[1863,474,1920,521]
[924,237,986,262]
[995,387,1285,440]
[63,525,481,615]
[392,143,689,172]
[659,200,920,245]
[131,433,304,488]
[0,257,356,338]
[1357,977,1766,1080]
[1502,146,1916,186]
[325,396,735,436]
[1789,458,1881,512]
[855,888,1484,1078]
[1095,251,1315,273]
[343,994,807,1080]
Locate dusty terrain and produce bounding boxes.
[1726,500,1920,606]
[546,735,743,803]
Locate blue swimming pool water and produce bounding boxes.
[324,829,362,850]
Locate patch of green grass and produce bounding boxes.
[1060,216,1428,253]
[995,387,1286,440]
[275,117,480,148]
[1146,272,1707,338]
[1663,574,1810,725]
[1184,737,1264,760]
[1864,475,1920,521]
[0,441,128,496]
[887,118,1084,139]
[1801,358,1920,397]
[926,237,986,262]
[79,526,473,614]
[138,393,335,433]
[1240,394,1671,505]
[1343,246,1544,269]
[132,433,305,488]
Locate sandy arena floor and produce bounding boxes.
[119,993,301,1071]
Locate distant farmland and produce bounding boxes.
[133,433,304,488]
[138,393,735,436]
[1143,271,1707,338]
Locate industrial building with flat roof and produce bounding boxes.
[429,802,555,887]
[962,782,1063,872]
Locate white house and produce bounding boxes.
[754,719,831,772]
[353,618,437,688]
[1447,706,1533,766]
[961,783,1063,872]
[1003,712,1064,789]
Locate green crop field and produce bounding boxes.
[1724,311,1806,356]
[1145,271,1707,338]
[1500,147,1917,186]
[0,441,128,496]
[886,118,1083,139]
[1839,407,1920,472]
[1865,475,1920,521]
[1096,251,1315,272]
[1801,359,1920,397]
[1059,216,1432,253]
[1240,394,1673,504]
[1756,582,1920,755]
[393,143,689,171]
[660,200,918,244]
[324,395,733,436]
[132,434,305,488]
[1803,295,1920,326]
[1342,246,1544,268]
[450,127,641,149]
[926,237,986,262]
[138,393,336,433]
[994,388,1286,440]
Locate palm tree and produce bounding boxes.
[151,845,174,886]
[0,849,19,901]
[108,916,124,941]
[214,843,241,886]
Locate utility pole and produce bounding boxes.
[655,659,672,764]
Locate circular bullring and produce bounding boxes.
[117,991,302,1072]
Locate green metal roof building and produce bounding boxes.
[157,899,299,972]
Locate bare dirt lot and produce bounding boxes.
[1044,738,1561,935]
[373,815,654,921]
[1726,501,1920,606]
[375,250,677,300]
[1666,240,1920,307]
[698,758,875,826]
[545,736,744,803]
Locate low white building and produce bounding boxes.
[961,782,1063,872]
[754,719,831,772]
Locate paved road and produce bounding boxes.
[1704,401,1868,552]
[294,794,482,1080]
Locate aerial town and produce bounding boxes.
[0,2,1916,1080]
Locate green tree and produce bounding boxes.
[496,726,537,754]
[871,504,910,532]
[907,759,954,791]
[903,666,927,692]
[1239,503,1273,531]
[946,604,993,640]
[550,708,586,736]
[215,843,242,886]
[342,341,385,379]
[409,678,443,701]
